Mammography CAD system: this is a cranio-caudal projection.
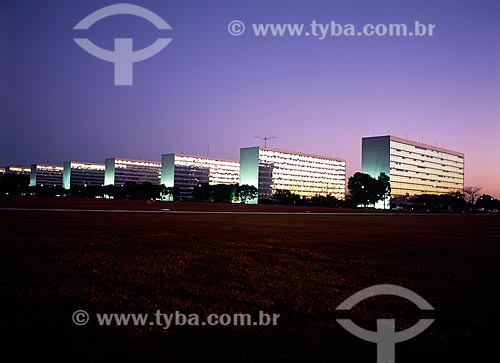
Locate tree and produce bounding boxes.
[376,172,391,209]
[0,174,29,195]
[464,186,482,209]
[476,194,500,211]
[236,184,258,204]
[348,172,373,206]
[310,194,341,208]
[191,183,211,202]
[160,185,180,201]
[347,172,391,208]
[273,189,302,205]
[212,184,237,203]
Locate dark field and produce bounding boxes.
[3,198,500,362]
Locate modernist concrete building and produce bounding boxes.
[239,147,346,204]
[30,164,64,187]
[104,158,161,186]
[63,161,105,189]
[161,153,240,199]
[4,166,31,175]
[362,135,464,200]
[0,166,31,184]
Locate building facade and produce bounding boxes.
[161,153,240,199]
[104,158,161,186]
[362,135,464,199]
[30,164,64,187]
[0,166,31,184]
[239,147,346,204]
[63,161,105,189]
[4,166,31,175]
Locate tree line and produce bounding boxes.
[1,172,499,212]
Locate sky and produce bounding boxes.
[1,0,499,197]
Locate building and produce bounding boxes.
[362,135,464,202]
[239,147,346,204]
[0,166,31,184]
[161,153,240,199]
[30,164,64,187]
[104,158,161,186]
[4,166,31,175]
[63,161,105,189]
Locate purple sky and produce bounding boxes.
[1,0,499,197]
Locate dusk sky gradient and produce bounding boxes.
[1,0,499,197]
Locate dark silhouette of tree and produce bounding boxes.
[310,194,342,208]
[347,172,391,207]
[476,194,500,211]
[212,184,237,203]
[0,174,29,195]
[348,172,375,206]
[464,186,482,209]
[273,189,302,205]
[403,192,465,212]
[191,183,211,202]
[376,172,391,208]
[160,185,180,201]
[236,184,258,204]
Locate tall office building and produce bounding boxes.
[362,135,464,201]
[161,153,240,199]
[1,166,31,184]
[4,166,31,175]
[104,158,161,186]
[239,147,346,204]
[63,161,105,189]
[30,164,64,187]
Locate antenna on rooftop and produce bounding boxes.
[254,134,277,148]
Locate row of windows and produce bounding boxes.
[391,168,464,181]
[390,159,463,176]
[391,141,463,160]
[391,154,464,170]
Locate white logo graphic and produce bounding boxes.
[74,3,172,86]
[336,284,434,363]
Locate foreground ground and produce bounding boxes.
[3,197,500,362]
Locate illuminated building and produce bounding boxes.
[362,135,464,201]
[30,164,64,187]
[63,161,105,189]
[104,158,161,186]
[161,153,240,199]
[239,147,346,204]
[5,166,31,175]
[0,166,31,183]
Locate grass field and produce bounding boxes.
[3,197,500,362]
